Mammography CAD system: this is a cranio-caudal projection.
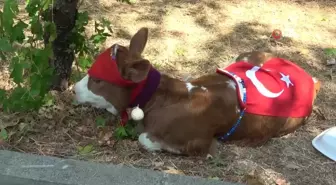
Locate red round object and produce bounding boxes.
[272,29,282,40]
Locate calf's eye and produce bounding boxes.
[91,78,102,84]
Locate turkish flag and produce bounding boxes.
[217,58,315,118]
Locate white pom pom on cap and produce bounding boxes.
[131,105,144,121]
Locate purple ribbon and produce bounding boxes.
[128,68,161,109]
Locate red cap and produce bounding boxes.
[88,47,147,104]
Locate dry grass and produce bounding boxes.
[1,0,336,184]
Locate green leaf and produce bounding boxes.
[10,57,24,84]
[0,128,8,140]
[44,22,57,42]
[0,89,6,102]
[25,0,41,16]
[11,20,28,43]
[49,23,57,42]
[90,34,107,44]
[32,47,52,72]
[82,145,93,154]
[30,82,41,97]
[78,56,91,69]
[42,0,52,11]
[101,18,113,33]
[3,0,19,33]
[0,10,3,32]
[75,11,89,32]
[76,145,83,151]
[125,124,137,139]
[43,93,54,106]
[95,116,106,128]
[29,71,52,99]
[5,87,25,112]
[78,144,94,155]
[0,52,6,61]
[30,16,43,39]
[70,70,86,83]
[324,48,336,57]
[0,38,13,52]
[115,126,128,139]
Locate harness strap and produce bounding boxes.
[217,70,247,141]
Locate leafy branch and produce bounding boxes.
[0,0,55,112]
[0,0,133,142]
[0,0,112,114]
[72,12,113,71]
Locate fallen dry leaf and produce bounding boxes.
[76,126,89,134]
[0,113,21,128]
[208,176,220,180]
[163,166,184,175]
[0,139,5,147]
[244,174,264,185]
[154,161,164,167]
[97,127,115,146]
[285,163,300,170]
[276,178,289,185]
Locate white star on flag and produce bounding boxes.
[280,72,293,88]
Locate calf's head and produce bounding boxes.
[74,27,152,115]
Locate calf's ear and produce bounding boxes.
[129,27,149,57]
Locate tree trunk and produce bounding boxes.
[43,0,79,91]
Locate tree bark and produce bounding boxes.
[43,0,79,91]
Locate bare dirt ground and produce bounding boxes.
[1,0,336,184]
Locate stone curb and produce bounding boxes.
[0,150,244,185]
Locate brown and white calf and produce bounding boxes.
[74,27,321,157]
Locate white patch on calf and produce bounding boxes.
[312,77,318,83]
[138,133,181,154]
[186,82,197,92]
[226,80,236,90]
[138,133,162,151]
[236,106,240,113]
[74,75,118,115]
[186,83,208,93]
[241,56,249,61]
[206,154,213,160]
[201,86,208,91]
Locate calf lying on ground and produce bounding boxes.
[74,27,321,157]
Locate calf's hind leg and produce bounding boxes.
[138,133,217,157]
[138,133,162,152]
[185,138,217,157]
[277,118,306,137]
[138,132,182,155]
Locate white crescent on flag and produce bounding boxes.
[245,66,284,98]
